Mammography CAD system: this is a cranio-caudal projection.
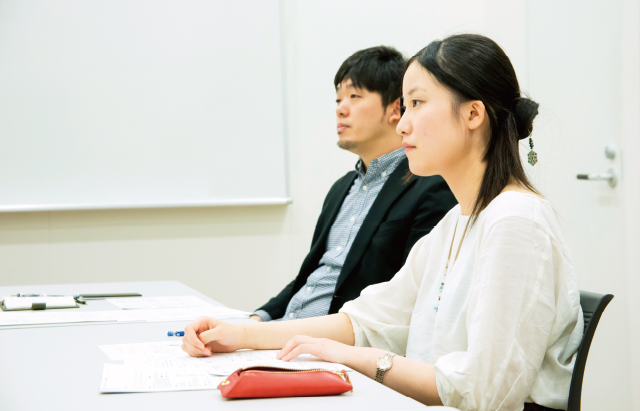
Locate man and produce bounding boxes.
[251,46,457,322]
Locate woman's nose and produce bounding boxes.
[397,115,410,135]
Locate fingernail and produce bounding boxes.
[197,343,204,349]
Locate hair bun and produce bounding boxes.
[512,97,539,140]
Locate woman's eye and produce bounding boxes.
[412,100,421,107]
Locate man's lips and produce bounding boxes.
[337,123,349,132]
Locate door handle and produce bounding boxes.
[577,167,617,188]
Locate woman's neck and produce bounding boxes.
[443,159,486,216]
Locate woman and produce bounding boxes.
[181,34,583,411]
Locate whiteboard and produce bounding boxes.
[0,0,289,211]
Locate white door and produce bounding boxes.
[527,0,638,409]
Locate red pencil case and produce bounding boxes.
[218,366,353,398]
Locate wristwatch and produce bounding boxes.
[375,352,396,383]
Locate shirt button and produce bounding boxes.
[350,216,355,222]
[382,171,387,177]
[326,266,331,272]
[336,246,342,252]
[289,313,295,318]
[362,185,368,190]
[306,287,312,292]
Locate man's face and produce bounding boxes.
[335,79,387,152]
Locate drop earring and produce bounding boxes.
[527,136,538,166]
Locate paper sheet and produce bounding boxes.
[107,306,250,323]
[99,363,223,393]
[100,342,352,376]
[99,341,185,361]
[0,310,116,326]
[106,295,212,310]
[0,305,249,327]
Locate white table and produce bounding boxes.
[0,281,456,411]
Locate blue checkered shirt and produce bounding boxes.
[253,148,406,321]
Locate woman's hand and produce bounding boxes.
[275,335,357,365]
[181,316,245,357]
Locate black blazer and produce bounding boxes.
[256,158,457,319]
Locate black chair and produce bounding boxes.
[567,290,614,411]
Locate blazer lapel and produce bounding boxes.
[335,158,413,291]
[306,172,357,263]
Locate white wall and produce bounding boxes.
[0,1,635,408]
[0,0,527,315]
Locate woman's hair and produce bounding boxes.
[406,33,539,225]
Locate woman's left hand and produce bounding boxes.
[275,335,355,365]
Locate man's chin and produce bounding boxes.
[337,140,358,151]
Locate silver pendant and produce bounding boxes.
[528,150,538,166]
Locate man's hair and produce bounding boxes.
[334,46,406,108]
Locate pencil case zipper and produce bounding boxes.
[241,367,348,381]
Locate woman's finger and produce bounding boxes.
[181,342,210,357]
[276,335,317,360]
[281,343,323,362]
[182,316,218,356]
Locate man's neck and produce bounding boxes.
[356,133,403,171]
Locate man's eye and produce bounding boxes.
[351,94,359,98]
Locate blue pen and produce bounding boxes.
[167,331,185,337]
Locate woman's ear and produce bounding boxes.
[465,100,486,131]
[387,98,402,124]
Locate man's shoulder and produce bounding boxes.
[328,170,358,192]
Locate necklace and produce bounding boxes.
[434,215,471,313]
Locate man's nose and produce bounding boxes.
[336,101,349,117]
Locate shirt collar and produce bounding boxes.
[355,147,406,178]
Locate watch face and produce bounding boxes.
[378,357,392,370]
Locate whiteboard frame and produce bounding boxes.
[0,198,293,212]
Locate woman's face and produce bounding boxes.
[396,61,471,177]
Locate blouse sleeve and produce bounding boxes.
[339,233,433,356]
[434,216,558,411]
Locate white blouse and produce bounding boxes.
[340,192,583,411]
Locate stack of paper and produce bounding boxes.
[99,341,352,393]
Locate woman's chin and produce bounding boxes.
[408,163,435,177]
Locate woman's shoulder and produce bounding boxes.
[479,190,555,232]
[434,204,462,229]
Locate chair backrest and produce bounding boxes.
[567,291,614,411]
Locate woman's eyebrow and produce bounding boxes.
[406,86,427,95]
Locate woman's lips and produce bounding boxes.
[402,142,416,152]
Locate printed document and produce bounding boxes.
[100,341,352,375]
[106,295,212,310]
[99,363,223,393]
